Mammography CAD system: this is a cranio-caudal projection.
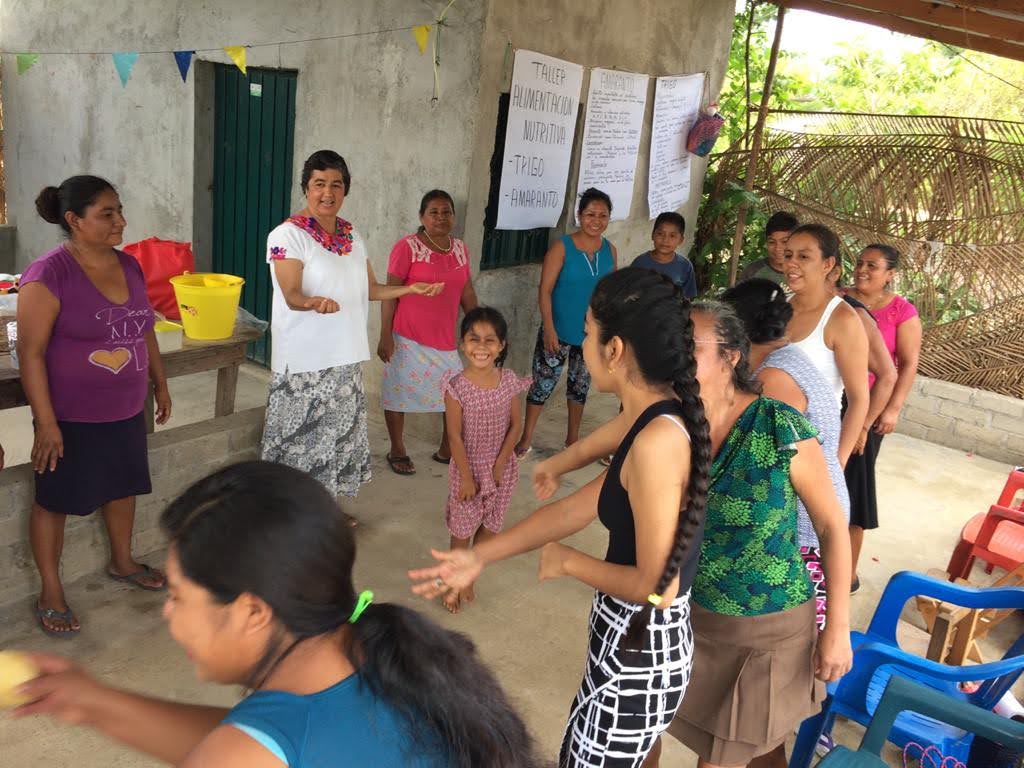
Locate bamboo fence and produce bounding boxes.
[717,111,1024,398]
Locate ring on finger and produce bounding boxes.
[434,577,445,589]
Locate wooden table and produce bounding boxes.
[0,322,264,432]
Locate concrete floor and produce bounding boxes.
[0,366,1018,767]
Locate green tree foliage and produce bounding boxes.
[692,1,1024,294]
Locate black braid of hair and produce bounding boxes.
[623,304,712,647]
[589,269,711,649]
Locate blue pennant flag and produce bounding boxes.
[173,51,194,83]
[112,52,139,87]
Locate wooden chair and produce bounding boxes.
[916,562,1024,665]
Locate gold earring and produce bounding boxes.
[608,367,615,374]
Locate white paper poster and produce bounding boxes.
[647,73,704,219]
[496,49,584,230]
[575,68,650,222]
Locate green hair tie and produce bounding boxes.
[347,590,374,624]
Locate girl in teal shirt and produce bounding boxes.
[13,462,538,768]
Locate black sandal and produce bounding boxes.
[386,453,416,475]
[431,451,451,465]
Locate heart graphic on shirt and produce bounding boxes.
[88,348,132,374]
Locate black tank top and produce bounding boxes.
[597,400,703,594]
[842,293,876,321]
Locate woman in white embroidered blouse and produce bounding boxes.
[261,151,441,516]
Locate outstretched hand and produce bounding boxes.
[532,459,561,500]
[409,548,483,599]
[304,296,340,313]
[9,652,104,725]
[409,282,445,297]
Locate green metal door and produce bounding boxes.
[213,63,297,365]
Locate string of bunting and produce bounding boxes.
[6,6,458,91]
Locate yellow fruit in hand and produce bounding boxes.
[0,651,38,708]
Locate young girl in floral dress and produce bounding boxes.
[440,307,531,613]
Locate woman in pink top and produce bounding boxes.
[378,190,479,476]
[843,244,922,589]
[17,176,172,637]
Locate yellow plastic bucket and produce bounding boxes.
[169,273,245,340]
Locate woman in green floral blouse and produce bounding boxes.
[665,302,852,768]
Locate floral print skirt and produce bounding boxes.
[261,362,371,498]
[381,333,461,413]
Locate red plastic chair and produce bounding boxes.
[997,466,1024,509]
[945,468,1024,580]
[947,505,1024,580]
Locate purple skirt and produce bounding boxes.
[35,411,152,516]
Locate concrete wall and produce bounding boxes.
[0,408,263,607]
[0,0,488,274]
[0,0,736,398]
[896,376,1024,465]
[465,0,736,376]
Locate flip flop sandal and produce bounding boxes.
[107,564,166,592]
[431,452,451,465]
[386,453,416,475]
[514,445,532,459]
[35,604,80,638]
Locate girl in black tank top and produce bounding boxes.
[599,399,703,590]
[410,268,711,767]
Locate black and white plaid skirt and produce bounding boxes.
[560,589,694,767]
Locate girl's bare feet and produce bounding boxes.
[442,590,462,614]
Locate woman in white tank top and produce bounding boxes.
[785,224,869,468]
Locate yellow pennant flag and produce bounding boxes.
[412,24,430,55]
[224,46,247,74]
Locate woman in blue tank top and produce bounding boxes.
[514,188,617,458]
[13,462,539,768]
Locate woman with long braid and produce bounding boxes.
[410,268,711,767]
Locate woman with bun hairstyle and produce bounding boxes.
[18,176,171,637]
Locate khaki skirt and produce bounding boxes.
[668,599,825,765]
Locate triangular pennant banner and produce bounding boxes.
[173,51,194,83]
[412,25,430,55]
[112,52,139,87]
[16,53,40,75]
[224,46,247,75]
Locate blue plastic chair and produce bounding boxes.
[789,570,1024,768]
[818,675,1024,767]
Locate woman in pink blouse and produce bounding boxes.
[843,244,922,590]
[377,190,479,476]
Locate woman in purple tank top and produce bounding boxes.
[17,176,171,637]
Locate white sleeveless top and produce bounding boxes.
[791,295,844,405]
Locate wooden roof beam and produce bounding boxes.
[944,1,1024,13]
[777,0,1024,61]
[832,0,1024,42]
